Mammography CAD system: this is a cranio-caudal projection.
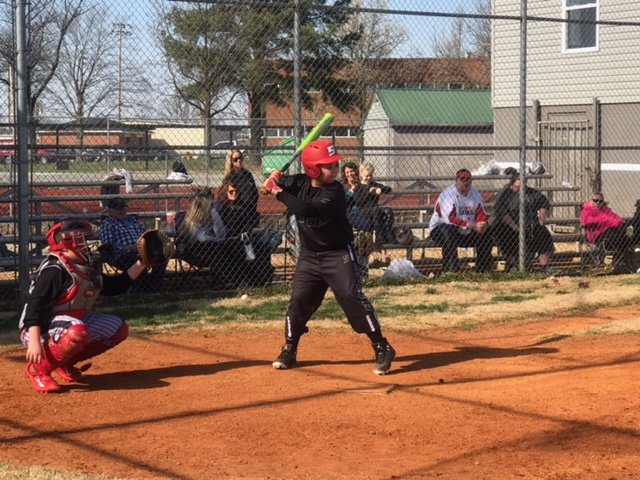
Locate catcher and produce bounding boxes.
[19,218,173,393]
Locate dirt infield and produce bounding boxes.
[2,304,640,480]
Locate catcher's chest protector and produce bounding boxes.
[47,253,103,318]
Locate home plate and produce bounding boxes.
[343,384,398,395]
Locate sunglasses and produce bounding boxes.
[232,156,243,162]
[228,190,237,194]
[592,198,603,203]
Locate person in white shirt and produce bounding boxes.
[429,169,493,273]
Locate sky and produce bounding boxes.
[115,0,481,60]
[385,0,483,56]
[2,0,482,121]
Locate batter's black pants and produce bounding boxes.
[284,243,382,341]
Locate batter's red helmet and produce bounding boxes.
[47,218,95,255]
[301,140,342,179]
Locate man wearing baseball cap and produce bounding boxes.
[428,169,493,273]
[99,197,167,293]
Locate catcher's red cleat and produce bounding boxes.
[55,363,92,383]
[26,363,61,393]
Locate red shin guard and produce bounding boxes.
[56,322,129,383]
[27,324,91,393]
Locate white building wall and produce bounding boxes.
[493,0,640,108]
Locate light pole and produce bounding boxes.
[112,23,131,121]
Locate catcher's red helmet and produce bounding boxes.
[46,218,95,259]
[301,140,342,179]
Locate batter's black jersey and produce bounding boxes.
[277,174,354,252]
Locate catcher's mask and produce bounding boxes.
[47,218,97,264]
[301,140,342,179]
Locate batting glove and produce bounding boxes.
[268,170,283,182]
[263,177,282,195]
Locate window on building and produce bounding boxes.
[564,0,598,52]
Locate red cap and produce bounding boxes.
[456,169,472,180]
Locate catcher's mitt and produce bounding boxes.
[137,229,175,267]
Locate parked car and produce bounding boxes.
[81,148,105,162]
[208,141,247,159]
[0,145,58,164]
[146,148,172,162]
[102,148,127,162]
[0,144,14,164]
[49,149,78,163]
[36,148,55,164]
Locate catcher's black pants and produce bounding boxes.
[107,250,166,293]
[284,243,381,341]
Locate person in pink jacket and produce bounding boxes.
[580,192,633,272]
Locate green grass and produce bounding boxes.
[452,320,480,331]
[489,294,538,304]
[3,275,639,341]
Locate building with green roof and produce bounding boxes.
[362,89,494,179]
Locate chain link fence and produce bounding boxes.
[1,0,639,306]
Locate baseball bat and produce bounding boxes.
[260,113,335,195]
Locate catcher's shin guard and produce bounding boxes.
[26,324,91,393]
[57,321,129,382]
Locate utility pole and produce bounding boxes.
[112,23,131,121]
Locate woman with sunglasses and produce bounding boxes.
[214,179,254,237]
[580,192,634,272]
[224,148,259,230]
[214,179,275,288]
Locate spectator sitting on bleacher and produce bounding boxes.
[177,187,274,289]
[629,199,640,245]
[341,161,372,232]
[177,188,227,243]
[215,179,275,287]
[429,169,493,273]
[99,197,167,293]
[491,173,554,272]
[214,179,255,237]
[353,163,394,266]
[175,188,231,288]
[224,149,259,230]
[341,161,374,279]
[580,191,634,273]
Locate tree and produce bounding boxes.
[44,7,118,149]
[0,0,83,162]
[160,93,202,124]
[0,0,84,120]
[430,0,491,88]
[334,0,408,159]
[155,2,249,160]
[432,7,468,59]
[469,0,491,58]
[155,0,357,166]
[432,0,491,59]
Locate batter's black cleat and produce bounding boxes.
[372,341,396,375]
[272,344,297,370]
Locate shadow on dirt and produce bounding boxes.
[67,359,269,391]
[397,345,559,373]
